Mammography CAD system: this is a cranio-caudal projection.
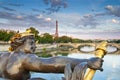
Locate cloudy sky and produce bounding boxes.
[0,0,120,39]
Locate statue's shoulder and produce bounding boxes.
[0,51,10,55]
[24,54,39,63]
[25,53,36,56]
[0,52,10,58]
[25,53,39,59]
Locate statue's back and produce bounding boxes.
[0,52,10,77]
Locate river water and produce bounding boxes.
[31,46,120,80]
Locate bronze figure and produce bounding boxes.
[0,30,104,80]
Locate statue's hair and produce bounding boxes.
[9,33,34,52]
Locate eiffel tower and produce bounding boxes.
[55,20,59,38]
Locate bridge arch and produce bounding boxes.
[107,43,119,54]
[78,45,95,53]
[58,43,120,54]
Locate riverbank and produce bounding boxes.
[0,43,120,55]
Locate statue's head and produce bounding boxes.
[9,29,36,53]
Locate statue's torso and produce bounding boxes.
[0,52,30,80]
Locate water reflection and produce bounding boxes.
[31,73,64,80]
[79,46,118,53]
[80,46,95,52]
[106,46,117,53]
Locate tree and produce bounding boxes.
[58,36,72,43]
[26,27,39,36]
[41,33,53,43]
[72,38,81,43]
[0,30,16,42]
[26,27,39,41]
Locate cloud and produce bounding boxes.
[45,17,52,21]
[0,11,55,31]
[105,5,120,17]
[43,0,68,14]
[0,16,54,33]
[49,13,101,36]
[51,13,99,30]
[95,12,106,16]
[95,5,120,18]
[111,19,119,23]
[53,13,81,23]
[0,6,16,11]
[16,15,24,20]
[0,11,24,20]
[0,10,55,28]
[36,14,43,19]
[0,11,15,19]
[76,14,99,28]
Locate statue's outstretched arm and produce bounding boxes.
[23,54,102,73]
[23,54,88,73]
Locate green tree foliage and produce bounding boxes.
[26,27,39,36]
[84,40,93,43]
[0,30,16,42]
[26,27,54,44]
[58,36,72,43]
[72,38,81,43]
[54,36,59,43]
[1,28,120,44]
[26,27,40,42]
[115,40,120,43]
[108,39,120,43]
[40,33,53,43]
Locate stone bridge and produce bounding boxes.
[58,43,95,49]
[58,43,120,54]
[58,43,120,48]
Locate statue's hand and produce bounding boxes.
[87,57,103,71]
